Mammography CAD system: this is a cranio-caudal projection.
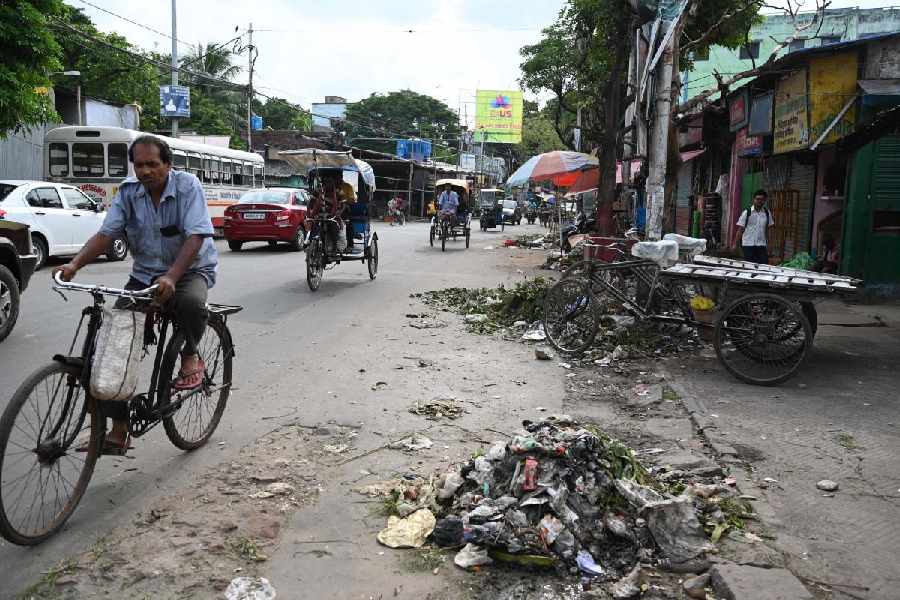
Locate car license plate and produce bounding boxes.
[243,212,265,220]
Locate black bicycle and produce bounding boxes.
[0,273,241,545]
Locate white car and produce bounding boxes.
[0,180,127,269]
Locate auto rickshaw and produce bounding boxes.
[478,188,505,232]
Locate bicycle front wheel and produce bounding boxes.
[161,316,233,450]
[0,362,102,545]
[543,278,599,355]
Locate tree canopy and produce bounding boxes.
[344,90,458,159]
[252,96,312,131]
[0,0,65,136]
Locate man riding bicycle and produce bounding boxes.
[53,135,218,453]
[437,183,459,226]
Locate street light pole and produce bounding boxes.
[171,0,178,138]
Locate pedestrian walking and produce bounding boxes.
[733,189,774,264]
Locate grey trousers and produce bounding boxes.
[122,272,209,355]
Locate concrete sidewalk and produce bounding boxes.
[665,298,900,600]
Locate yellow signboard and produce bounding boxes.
[809,52,858,146]
[773,69,809,154]
[475,90,523,144]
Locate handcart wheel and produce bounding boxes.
[367,239,378,280]
[714,293,812,386]
[543,278,599,355]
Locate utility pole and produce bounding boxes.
[247,22,254,150]
[170,0,178,138]
[645,25,676,241]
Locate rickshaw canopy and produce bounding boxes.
[435,178,469,192]
[279,149,361,174]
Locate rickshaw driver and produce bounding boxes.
[438,183,459,226]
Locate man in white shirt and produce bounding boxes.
[733,189,774,264]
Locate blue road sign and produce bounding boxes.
[160,85,191,118]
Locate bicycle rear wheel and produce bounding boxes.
[306,237,324,291]
[0,362,102,545]
[161,316,233,451]
[543,278,599,354]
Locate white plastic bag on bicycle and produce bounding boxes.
[90,308,145,401]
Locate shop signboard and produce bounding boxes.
[749,92,774,137]
[736,127,763,157]
[774,69,809,154]
[809,52,858,145]
[729,88,749,132]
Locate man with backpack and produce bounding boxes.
[733,189,774,264]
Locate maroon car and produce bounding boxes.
[224,188,309,251]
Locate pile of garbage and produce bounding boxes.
[417,279,550,334]
[427,416,711,584]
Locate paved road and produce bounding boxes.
[0,221,554,597]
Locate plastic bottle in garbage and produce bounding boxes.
[522,457,539,491]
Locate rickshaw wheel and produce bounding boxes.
[306,238,324,292]
[714,293,812,386]
[441,223,447,252]
[429,226,434,247]
[367,239,378,280]
[543,278,599,355]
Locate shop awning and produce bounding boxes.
[679,148,706,163]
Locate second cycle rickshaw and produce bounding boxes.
[279,149,379,291]
[430,179,471,251]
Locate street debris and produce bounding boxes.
[682,573,710,599]
[224,577,277,600]
[389,435,434,452]
[409,398,463,420]
[371,381,388,391]
[417,279,550,334]
[534,346,554,360]
[323,443,350,454]
[377,509,437,548]
[454,543,493,569]
[816,479,839,492]
[419,416,711,583]
[522,322,547,341]
[464,313,489,324]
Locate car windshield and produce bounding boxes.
[0,183,22,202]
[239,190,291,205]
[503,200,517,209]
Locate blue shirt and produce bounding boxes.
[438,190,459,212]
[99,170,218,287]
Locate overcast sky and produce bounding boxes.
[66,0,895,126]
[65,0,566,125]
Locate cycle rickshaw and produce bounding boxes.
[279,149,378,291]
[430,179,471,251]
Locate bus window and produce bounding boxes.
[49,143,69,177]
[173,151,187,170]
[211,158,220,183]
[221,159,232,185]
[72,143,105,177]
[187,153,202,177]
[253,165,264,188]
[201,156,211,183]
[107,143,128,177]
[232,162,244,186]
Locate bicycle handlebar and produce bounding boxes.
[53,271,158,299]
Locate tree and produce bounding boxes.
[252,96,312,131]
[514,101,566,163]
[178,43,246,143]
[520,0,633,232]
[344,90,458,156]
[520,0,765,232]
[55,5,164,131]
[0,0,65,136]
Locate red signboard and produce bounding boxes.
[729,89,750,132]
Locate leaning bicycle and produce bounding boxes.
[0,273,241,545]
